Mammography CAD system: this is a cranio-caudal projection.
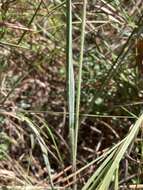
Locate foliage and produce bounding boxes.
[0,0,143,189]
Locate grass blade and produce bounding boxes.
[114,166,119,190]
[82,114,143,190]
[66,0,75,163]
[17,0,42,44]
[73,0,87,189]
[16,113,55,189]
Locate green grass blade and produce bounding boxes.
[16,113,55,189]
[17,0,42,44]
[82,150,116,190]
[114,166,119,190]
[74,0,87,160]
[98,115,142,190]
[73,1,87,189]
[35,115,64,166]
[0,41,29,49]
[66,0,75,162]
[82,114,143,190]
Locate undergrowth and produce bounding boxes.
[0,0,143,189]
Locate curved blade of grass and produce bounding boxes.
[3,109,129,187]
[82,114,143,190]
[63,134,128,185]
[66,0,75,163]
[98,116,142,190]
[16,113,54,189]
[90,159,115,190]
[36,119,70,183]
[82,150,116,190]
[35,115,64,166]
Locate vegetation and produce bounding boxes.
[0,0,143,189]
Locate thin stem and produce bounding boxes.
[17,0,42,44]
[73,0,87,189]
[66,0,75,164]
